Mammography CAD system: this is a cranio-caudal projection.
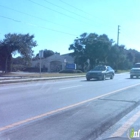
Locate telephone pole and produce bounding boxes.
[117,25,120,46]
[39,50,44,77]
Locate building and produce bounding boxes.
[32,53,75,72]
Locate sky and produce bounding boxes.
[0,0,140,57]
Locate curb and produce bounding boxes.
[0,75,85,84]
[89,100,140,139]
[83,93,140,140]
[0,72,129,84]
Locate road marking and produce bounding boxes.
[110,110,140,137]
[0,83,140,132]
[59,85,82,90]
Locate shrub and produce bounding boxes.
[11,65,25,72]
[23,67,48,72]
[74,70,83,73]
[59,69,83,73]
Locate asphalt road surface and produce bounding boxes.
[0,73,140,140]
[96,104,140,140]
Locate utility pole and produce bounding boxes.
[39,50,44,77]
[40,57,41,77]
[117,25,120,46]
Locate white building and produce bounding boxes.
[32,53,74,72]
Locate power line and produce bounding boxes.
[59,0,116,28]
[28,0,108,28]
[0,15,21,22]
[28,0,88,23]
[0,4,77,30]
[0,2,118,41]
[43,0,94,22]
[0,15,116,44]
[0,4,111,34]
[0,15,77,36]
[30,0,116,30]
[0,4,101,32]
[59,0,91,16]
[1,15,118,48]
[0,6,116,39]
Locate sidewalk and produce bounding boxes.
[0,75,85,84]
[0,72,129,84]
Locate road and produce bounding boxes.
[96,104,140,140]
[0,73,140,140]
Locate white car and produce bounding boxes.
[130,63,140,78]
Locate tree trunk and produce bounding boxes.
[5,56,8,73]
[4,54,12,73]
[7,54,12,72]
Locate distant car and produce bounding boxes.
[130,63,140,78]
[86,65,115,81]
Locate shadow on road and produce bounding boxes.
[80,79,110,82]
[126,78,140,80]
[80,79,98,82]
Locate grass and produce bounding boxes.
[0,72,86,79]
[0,69,129,79]
[116,70,130,74]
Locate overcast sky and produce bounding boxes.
[1,0,140,56]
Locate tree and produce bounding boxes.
[35,49,54,59]
[69,33,87,71]
[69,33,113,70]
[107,45,127,71]
[70,32,140,71]
[0,33,37,73]
[125,49,140,68]
[85,33,113,67]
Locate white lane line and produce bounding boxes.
[110,110,140,137]
[59,85,82,90]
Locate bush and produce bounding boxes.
[59,69,83,73]
[75,70,83,73]
[23,67,48,72]
[11,65,25,72]
[59,69,73,73]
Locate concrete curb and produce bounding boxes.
[88,100,140,139]
[0,72,129,84]
[84,88,140,140]
[0,75,85,84]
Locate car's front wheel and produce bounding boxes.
[102,74,106,80]
[110,74,114,79]
[86,77,90,81]
[130,75,133,79]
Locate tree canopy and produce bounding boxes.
[35,49,54,59]
[0,33,37,73]
[69,32,140,71]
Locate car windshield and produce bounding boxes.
[133,64,140,68]
[93,66,106,71]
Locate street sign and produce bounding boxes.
[39,50,44,58]
[65,63,76,70]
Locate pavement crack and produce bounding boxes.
[98,98,136,103]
